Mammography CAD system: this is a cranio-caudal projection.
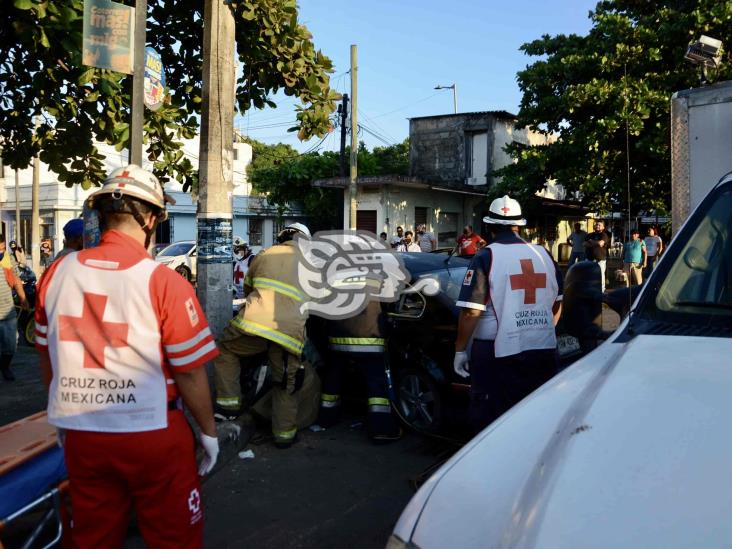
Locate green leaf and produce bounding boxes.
[77,68,95,85]
[14,0,33,10]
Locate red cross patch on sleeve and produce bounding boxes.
[463,269,475,286]
[185,298,200,327]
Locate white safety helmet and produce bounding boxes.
[276,222,311,243]
[285,222,311,238]
[233,235,247,248]
[87,164,172,221]
[483,195,527,226]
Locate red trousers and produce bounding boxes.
[63,411,203,548]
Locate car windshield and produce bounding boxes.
[641,186,732,325]
[158,242,194,257]
[416,264,468,303]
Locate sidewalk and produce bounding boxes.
[0,346,47,426]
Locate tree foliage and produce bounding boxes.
[494,0,732,214]
[248,138,410,231]
[0,0,338,190]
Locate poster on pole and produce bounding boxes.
[144,48,166,111]
[82,0,135,74]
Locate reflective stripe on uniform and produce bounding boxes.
[320,393,341,408]
[368,397,391,414]
[252,277,305,302]
[273,428,297,442]
[230,317,304,356]
[328,337,385,354]
[328,337,385,345]
[329,344,384,353]
[216,396,241,409]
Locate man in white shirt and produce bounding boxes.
[397,231,421,252]
[643,227,663,277]
[390,226,404,249]
[416,224,437,252]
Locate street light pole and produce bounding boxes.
[434,83,457,114]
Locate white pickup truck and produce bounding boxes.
[389,173,732,548]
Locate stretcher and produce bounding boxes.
[0,412,68,549]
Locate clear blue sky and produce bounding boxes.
[237,0,598,152]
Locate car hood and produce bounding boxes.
[155,256,177,264]
[398,335,732,548]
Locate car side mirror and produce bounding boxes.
[388,290,427,320]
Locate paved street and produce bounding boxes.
[1,345,451,549]
[1,305,619,548]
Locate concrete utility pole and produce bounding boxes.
[14,169,20,244]
[129,0,147,165]
[349,45,358,230]
[31,118,41,274]
[338,93,349,177]
[197,0,235,337]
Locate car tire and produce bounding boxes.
[394,368,443,434]
[175,265,192,282]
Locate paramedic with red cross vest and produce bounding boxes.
[453,196,563,433]
[35,165,219,549]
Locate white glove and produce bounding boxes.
[56,428,66,448]
[198,433,219,476]
[453,351,470,378]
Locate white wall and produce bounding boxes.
[349,185,483,248]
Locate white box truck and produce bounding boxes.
[671,79,732,231]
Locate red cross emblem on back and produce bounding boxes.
[500,206,510,214]
[509,259,547,305]
[59,293,129,369]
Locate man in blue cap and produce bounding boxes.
[54,218,84,261]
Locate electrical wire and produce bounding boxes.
[358,108,398,144]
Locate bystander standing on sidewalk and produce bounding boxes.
[643,227,663,278]
[456,225,486,256]
[416,224,437,252]
[0,234,29,381]
[622,229,647,287]
[567,223,587,266]
[397,231,421,252]
[584,220,611,292]
[9,241,26,268]
[54,219,84,261]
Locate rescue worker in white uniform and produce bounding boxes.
[453,196,563,433]
[232,236,255,300]
[213,223,317,448]
[35,165,219,548]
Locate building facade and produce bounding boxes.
[0,139,293,259]
[316,111,556,250]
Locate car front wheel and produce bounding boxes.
[395,369,442,433]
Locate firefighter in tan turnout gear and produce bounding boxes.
[213,223,316,448]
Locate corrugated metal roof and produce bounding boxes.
[409,110,517,121]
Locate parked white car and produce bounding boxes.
[390,174,732,548]
[155,241,196,281]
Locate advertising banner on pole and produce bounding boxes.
[82,0,135,74]
[144,47,166,111]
